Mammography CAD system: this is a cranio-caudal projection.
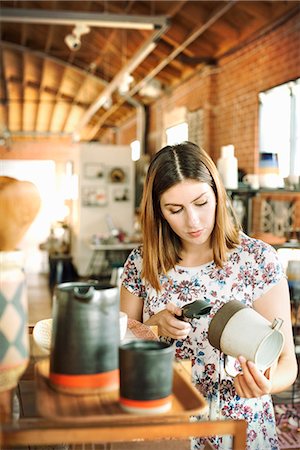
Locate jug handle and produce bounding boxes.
[271,318,284,331]
[74,286,95,300]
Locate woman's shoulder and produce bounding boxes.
[237,232,279,259]
[129,244,143,258]
[124,244,143,266]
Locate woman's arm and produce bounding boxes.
[120,285,143,322]
[120,286,191,340]
[234,277,298,397]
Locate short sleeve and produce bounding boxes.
[251,240,285,301]
[120,246,146,299]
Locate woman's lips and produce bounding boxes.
[188,230,203,238]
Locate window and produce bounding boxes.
[166,122,188,145]
[130,139,141,161]
[259,78,300,177]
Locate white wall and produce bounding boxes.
[73,143,135,275]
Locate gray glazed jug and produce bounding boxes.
[50,282,119,393]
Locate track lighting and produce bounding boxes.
[65,33,81,51]
[103,96,113,110]
[118,73,134,95]
[64,24,90,51]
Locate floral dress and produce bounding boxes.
[121,233,284,450]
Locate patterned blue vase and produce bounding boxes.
[0,251,29,392]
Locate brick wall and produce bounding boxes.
[117,11,300,235]
[117,11,300,173]
[118,66,213,157]
[213,11,300,172]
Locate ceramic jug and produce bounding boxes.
[208,300,284,372]
[50,282,120,394]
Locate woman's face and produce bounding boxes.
[160,179,216,248]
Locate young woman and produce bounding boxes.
[120,142,297,450]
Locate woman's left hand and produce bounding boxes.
[234,356,274,398]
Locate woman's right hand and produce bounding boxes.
[145,302,191,340]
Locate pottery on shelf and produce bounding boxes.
[0,176,41,251]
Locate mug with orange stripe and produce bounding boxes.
[49,282,120,394]
[119,340,174,414]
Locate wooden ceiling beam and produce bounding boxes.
[134,65,176,85]
[23,52,40,131]
[2,49,22,84]
[0,40,105,86]
[74,17,170,136]
[57,67,84,99]
[209,19,239,41]
[2,49,23,133]
[238,1,272,21]
[1,1,298,140]
[177,2,211,26]
[185,36,218,57]
[50,102,72,133]
[74,78,104,105]
[138,53,183,79]
[23,53,43,86]
[0,73,9,133]
[65,104,88,134]
[84,0,237,140]
[163,0,193,17]
[162,25,195,57]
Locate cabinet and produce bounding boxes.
[227,187,300,241]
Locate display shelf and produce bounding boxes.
[227,186,300,236]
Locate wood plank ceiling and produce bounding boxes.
[0,0,299,144]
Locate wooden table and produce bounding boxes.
[2,418,247,449]
[0,361,247,450]
[1,326,247,450]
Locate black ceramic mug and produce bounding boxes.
[119,340,174,414]
[50,282,120,394]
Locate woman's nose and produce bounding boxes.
[186,208,200,227]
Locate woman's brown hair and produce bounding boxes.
[140,142,240,291]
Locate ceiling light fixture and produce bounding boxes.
[103,96,113,110]
[64,23,90,51]
[139,78,162,98]
[118,73,134,96]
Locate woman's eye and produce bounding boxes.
[196,201,208,207]
[170,208,182,214]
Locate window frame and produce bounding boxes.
[258,78,300,177]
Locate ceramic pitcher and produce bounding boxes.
[50,282,120,394]
[208,299,284,372]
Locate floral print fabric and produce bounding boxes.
[121,233,284,450]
